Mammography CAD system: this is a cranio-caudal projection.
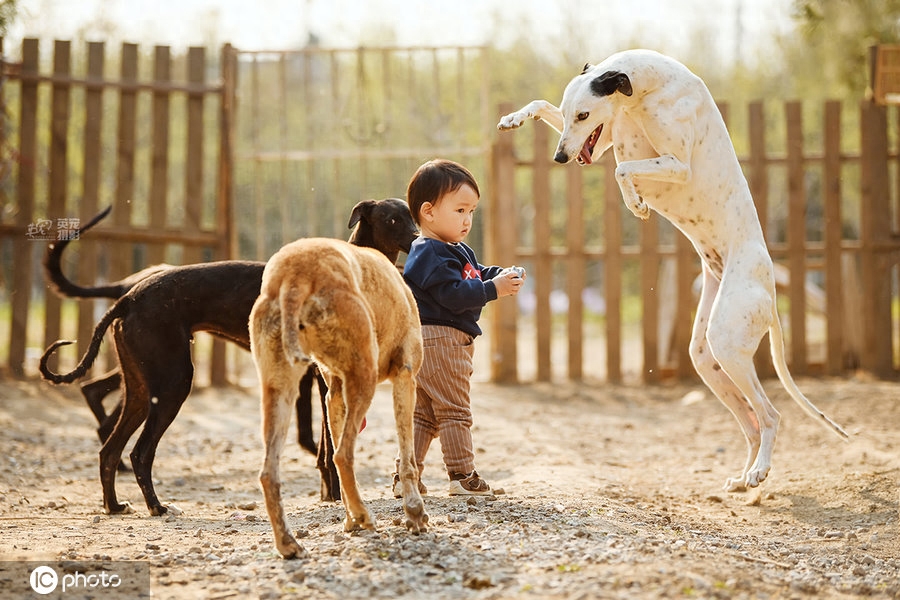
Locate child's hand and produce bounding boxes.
[494,266,525,297]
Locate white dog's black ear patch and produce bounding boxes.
[591,71,633,97]
[581,62,593,74]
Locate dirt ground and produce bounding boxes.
[0,371,898,599]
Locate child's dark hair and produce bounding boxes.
[406,159,480,225]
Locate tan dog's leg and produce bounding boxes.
[326,374,377,532]
[258,351,308,559]
[391,364,427,532]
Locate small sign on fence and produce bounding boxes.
[870,44,900,105]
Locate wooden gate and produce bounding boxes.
[488,100,900,383]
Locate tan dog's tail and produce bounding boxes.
[278,275,314,366]
[768,305,849,440]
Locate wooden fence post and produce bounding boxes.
[859,99,894,377]
[566,163,584,380]
[148,45,171,267]
[8,38,38,377]
[77,41,105,372]
[214,43,238,385]
[488,104,518,383]
[42,40,71,374]
[533,124,552,382]
[603,155,622,384]
[822,101,844,374]
[640,216,659,384]
[785,101,808,374]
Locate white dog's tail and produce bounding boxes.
[279,276,314,367]
[768,305,849,440]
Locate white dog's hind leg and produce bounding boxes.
[497,100,564,134]
[689,269,766,491]
[704,273,782,491]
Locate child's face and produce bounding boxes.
[418,184,479,244]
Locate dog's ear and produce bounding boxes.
[590,70,633,97]
[348,199,377,229]
[581,62,593,74]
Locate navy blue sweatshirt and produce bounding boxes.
[403,237,504,337]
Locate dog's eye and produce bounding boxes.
[576,112,589,121]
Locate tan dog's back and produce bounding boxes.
[258,237,421,381]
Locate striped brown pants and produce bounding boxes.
[412,324,478,477]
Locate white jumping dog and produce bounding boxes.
[498,49,848,492]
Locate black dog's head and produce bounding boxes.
[348,197,419,261]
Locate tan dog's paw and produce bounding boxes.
[403,497,428,533]
[275,536,309,560]
[405,512,429,534]
[343,511,375,532]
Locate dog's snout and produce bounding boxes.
[554,151,569,164]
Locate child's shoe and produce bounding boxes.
[392,473,427,498]
[448,470,492,496]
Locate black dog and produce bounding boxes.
[40,199,417,514]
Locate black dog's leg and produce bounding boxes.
[315,369,341,502]
[130,358,193,517]
[100,326,150,514]
[296,367,318,455]
[81,370,122,435]
[80,370,133,472]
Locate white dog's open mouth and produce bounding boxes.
[577,124,603,165]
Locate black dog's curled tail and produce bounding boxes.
[39,340,78,383]
[39,298,126,384]
[43,205,126,299]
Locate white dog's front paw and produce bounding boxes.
[628,198,651,220]
[497,111,530,130]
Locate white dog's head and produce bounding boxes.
[553,64,633,165]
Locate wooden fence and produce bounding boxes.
[0,39,237,380]
[487,100,900,384]
[2,38,899,387]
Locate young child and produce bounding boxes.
[393,158,524,496]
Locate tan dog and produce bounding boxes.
[249,237,428,559]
